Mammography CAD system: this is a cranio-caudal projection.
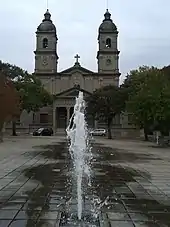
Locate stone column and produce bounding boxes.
[66,107,70,126]
[53,105,56,135]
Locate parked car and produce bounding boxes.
[90,129,106,136]
[33,128,53,136]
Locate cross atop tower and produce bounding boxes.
[106,0,109,9]
[74,54,80,63]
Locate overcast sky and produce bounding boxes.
[0,0,170,83]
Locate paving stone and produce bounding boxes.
[128,213,150,221]
[0,209,18,219]
[36,219,57,227]
[110,220,134,227]
[1,137,170,226]
[133,221,160,227]
[8,219,36,227]
[39,210,59,220]
[107,212,130,221]
[1,202,23,210]
[15,210,40,220]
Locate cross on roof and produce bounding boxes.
[74,54,80,63]
[107,0,109,9]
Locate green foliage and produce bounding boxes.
[0,60,29,79]
[0,60,52,136]
[86,85,125,138]
[0,60,52,113]
[121,66,159,99]
[87,85,124,120]
[15,74,52,112]
[125,66,170,133]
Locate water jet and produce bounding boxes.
[66,91,91,220]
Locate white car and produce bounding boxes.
[90,129,106,136]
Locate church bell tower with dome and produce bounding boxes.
[34,9,59,75]
[97,9,120,75]
[30,8,126,134]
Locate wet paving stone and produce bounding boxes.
[15,209,40,220]
[60,212,100,227]
[0,141,170,226]
[133,222,160,227]
[107,212,131,221]
[110,221,135,227]
[0,210,19,223]
[0,220,12,227]
[1,202,24,210]
[9,219,36,227]
[36,219,57,227]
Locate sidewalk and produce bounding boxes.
[0,136,66,161]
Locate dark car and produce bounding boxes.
[33,128,53,136]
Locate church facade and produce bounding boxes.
[33,9,121,133]
[8,8,138,137]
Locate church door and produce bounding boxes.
[57,107,67,128]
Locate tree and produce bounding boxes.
[121,66,158,99]
[12,74,53,136]
[86,85,125,139]
[126,68,170,140]
[0,60,53,136]
[0,60,28,80]
[0,73,20,141]
[121,66,161,140]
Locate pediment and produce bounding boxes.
[60,64,94,75]
[55,86,92,98]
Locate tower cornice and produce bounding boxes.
[97,50,120,59]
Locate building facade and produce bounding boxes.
[32,9,121,132]
[6,8,138,137]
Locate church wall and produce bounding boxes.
[10,9,137,138]
[98,54,118,73]
[70,72,84,89]
[35,54,57,73]
[53,76,61,93]
[59,76,70,92]
[38,76,55,94]
[101,75,118,87]
[93,77,101,90]
[20,110,33,127]
[84,76,94,93]
[5,110,33,131]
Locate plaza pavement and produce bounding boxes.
[0,136,170,226]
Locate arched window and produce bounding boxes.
[43,38,48,48]
[106,38,111,48]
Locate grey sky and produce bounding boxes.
[0,0,170,83]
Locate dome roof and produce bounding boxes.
[99,9,117,33]
[37,9,56,32]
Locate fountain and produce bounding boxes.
[66,91,92,220]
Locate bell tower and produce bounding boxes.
[34,9,59,75]
[97,9,120,74]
